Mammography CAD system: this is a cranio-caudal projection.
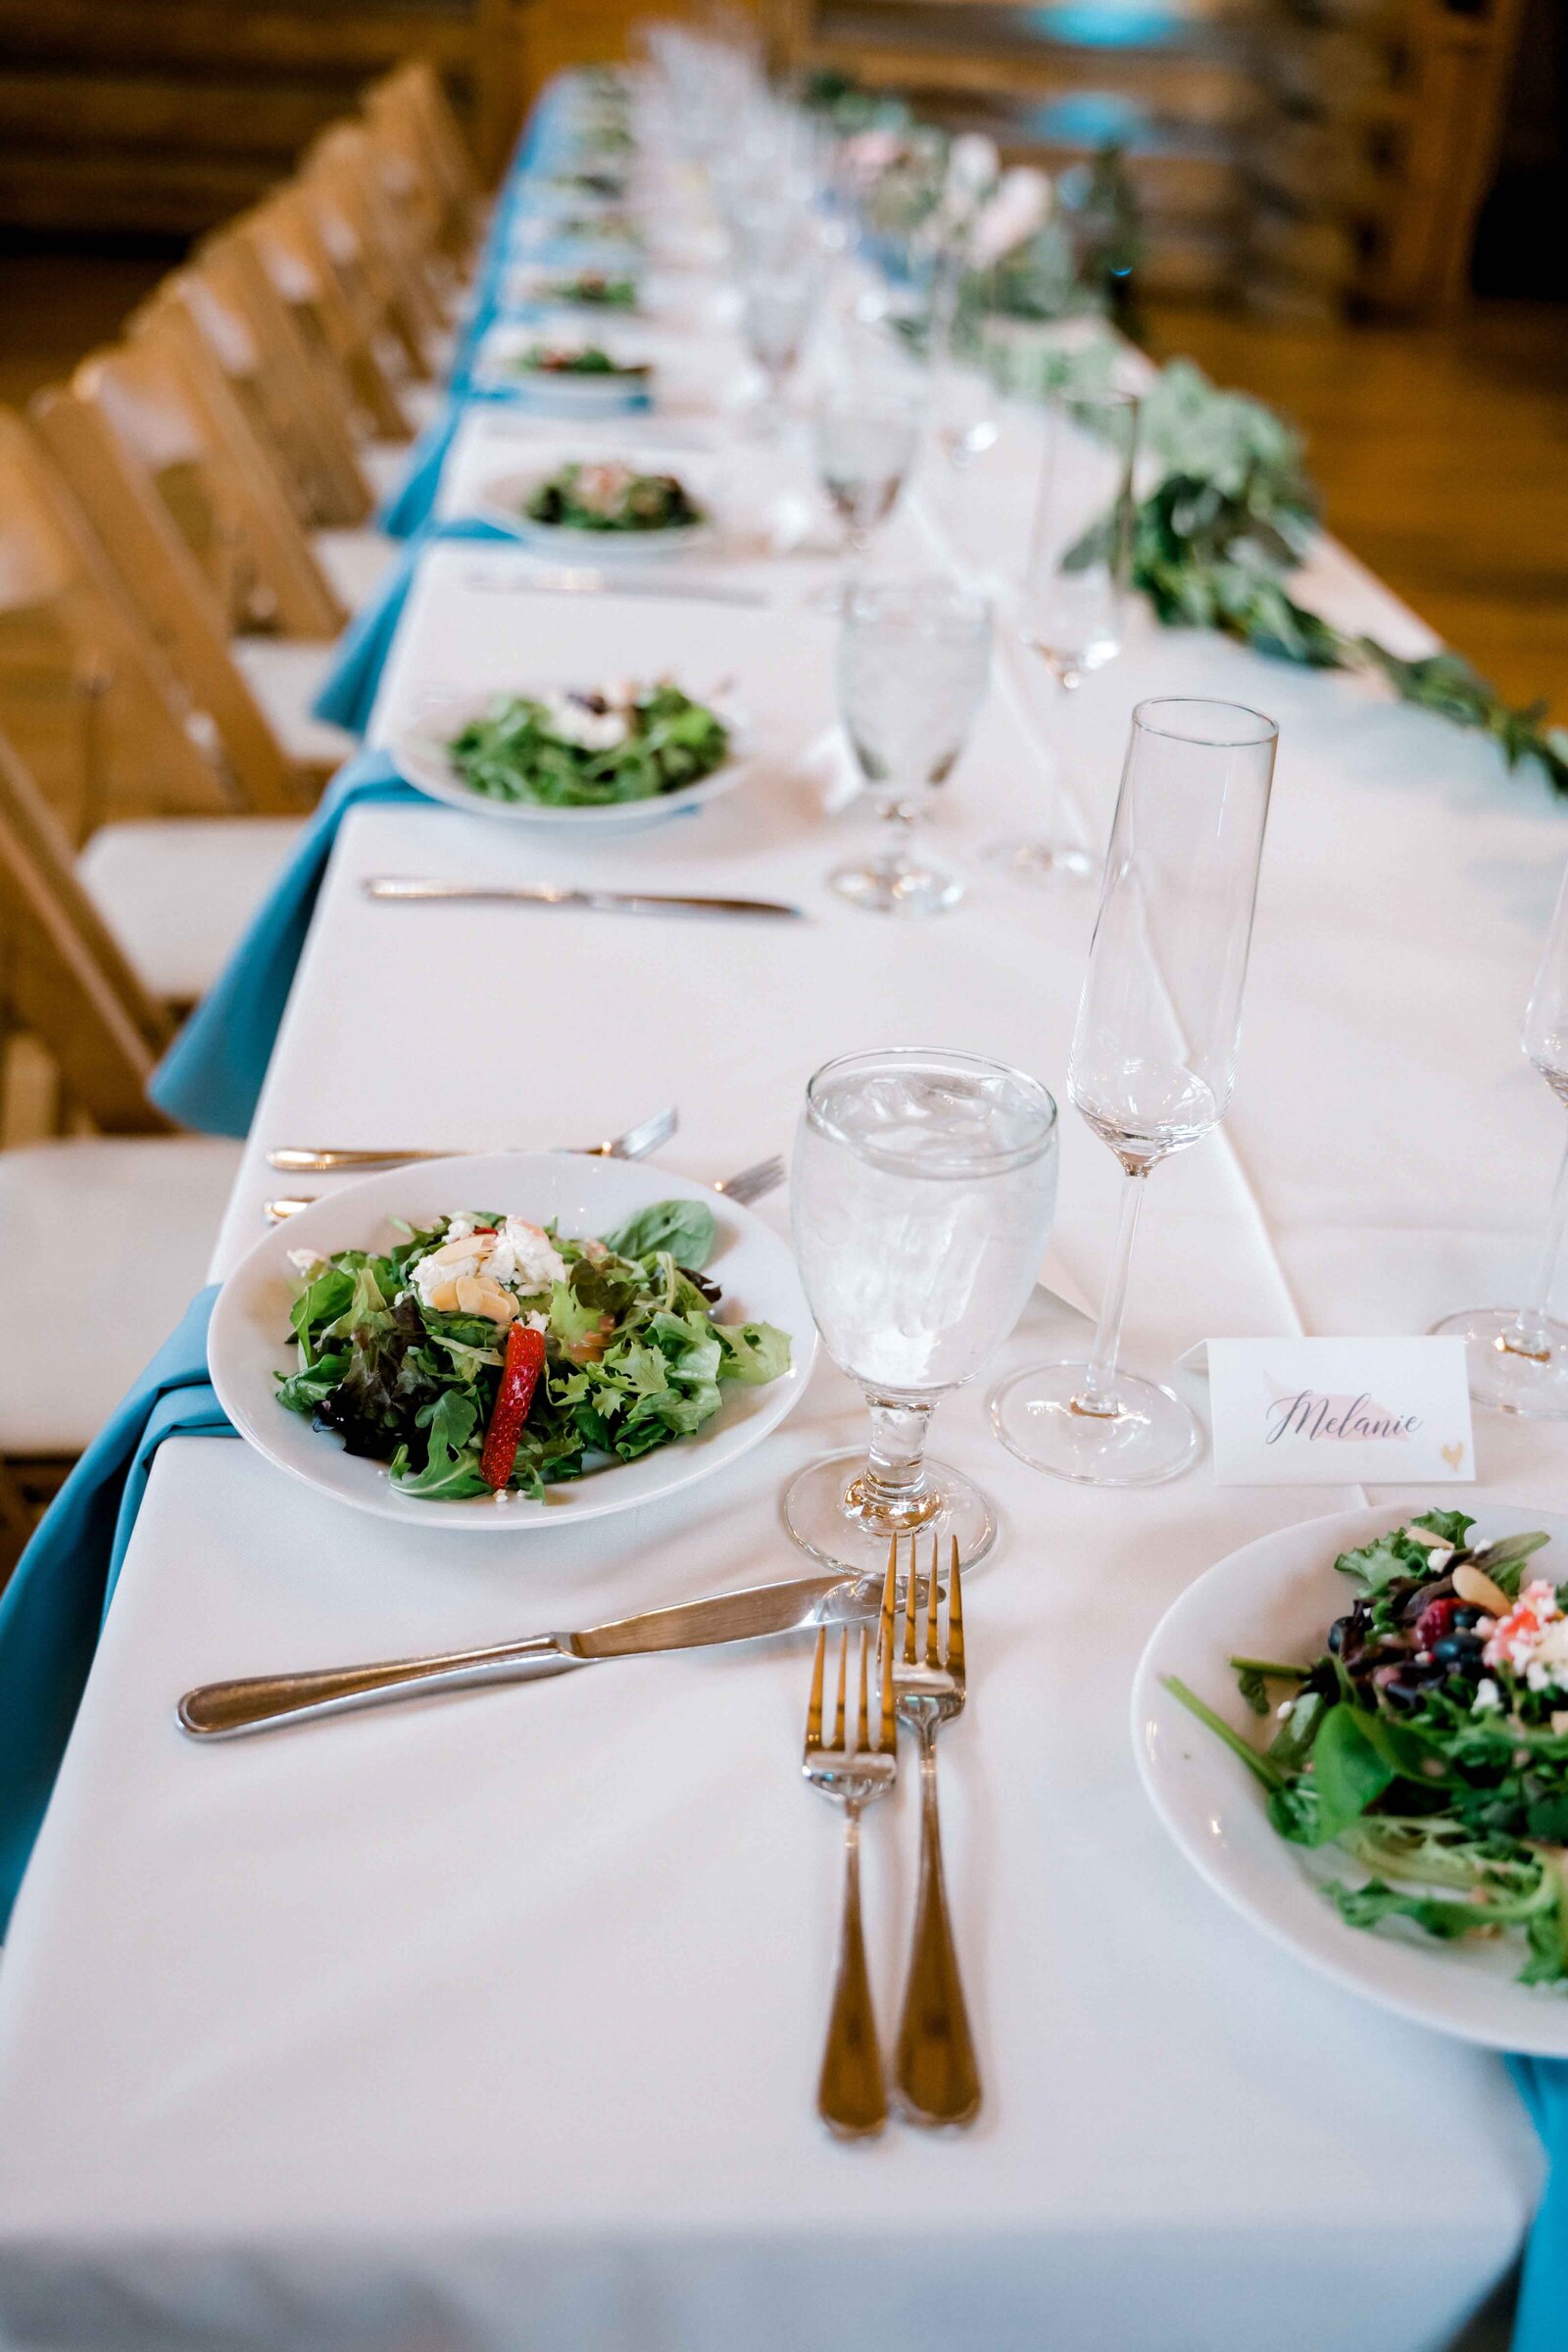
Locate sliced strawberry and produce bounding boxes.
[479,1324,547,1491]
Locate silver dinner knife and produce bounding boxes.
[364,878,805,920]
[177,1573,874,1739]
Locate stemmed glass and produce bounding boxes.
[739,257,820,436]
[1432,859,1568,1413]
[990,698,1277,1485]
[989,384,1140,888]
[809,383,922,605]
[786,1047,1060,1575]
[830,576,991,918]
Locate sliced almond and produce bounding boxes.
[1454,1562,1511,1615]
[424,1232,495,1268]
[423,1276,461,1313]
[455,1273,517,1325]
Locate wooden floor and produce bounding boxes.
[1,252,1565,709]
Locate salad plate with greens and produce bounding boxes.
[389,678,747,831]
[1134,1501,1568,2052]
[479,459,710,559]
[208,1154,812,1535]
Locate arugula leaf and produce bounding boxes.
[290,1266,353,1367]
[275,1351,350,1413]
[1230,1655,1309,1716]
[1269,1690,1326,1771]
[601,1198,716,1268]
[392,1391,488,1499]
[1334,1528,1430,1597]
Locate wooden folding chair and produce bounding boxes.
[248,188,417,443]
[0,408,232,839]
[33,379,334,813]
[365,62,483,271]
[0,724,242,1512]
[69,327,346,641]
[307,123,450,380]
[195,226,376,525]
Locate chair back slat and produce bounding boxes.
[33,383,308,816]
[0,726,174,1135]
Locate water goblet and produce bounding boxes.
[809,383,923,605]
[786,1047,1060,1575]
[740,263,820,435]
[990,697,1277,1485]
[1432,858,1568,1413]
[831,575,991,918]
[988,383,1140,889]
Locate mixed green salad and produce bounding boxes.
[447,682,729,808]
[278,1200,789,1501]
[514,341,649,380]
[550,168,628,202]
[523,461,703,534]
[1170,1513,1568,1984]
[548,270,639,310]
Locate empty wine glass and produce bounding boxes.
[787,1047,1060,1575]
[831,576,991,917]
[740,261,819,435]
[990,384,1140,889]
[808,383,922,606]
[926,257,998,473]
[1432,859,1568,1413]
[990,698,1277,1485]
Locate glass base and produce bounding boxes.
[829,855,963,917]
[989,1360,1200,1487]
[986,837,1097,887]
[782,1448,996,1577]
[1429,1306,1568,1418]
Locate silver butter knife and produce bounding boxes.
[364,878,805,920]
[178,1572,874,1739]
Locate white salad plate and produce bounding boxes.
[208,1153,814,1537]
[1133,1499,1568,2055]
[475,466,713,563]
[387,687,750,831]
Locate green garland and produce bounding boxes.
[1129,363,1568,794]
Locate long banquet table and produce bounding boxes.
[0,80,1565,2352]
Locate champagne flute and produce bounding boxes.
[786,1047,1060,1575]
[831,576,991,918]
[989,384,1140,889]
[1432,860,1568,1412]
[990,698,1277,1485]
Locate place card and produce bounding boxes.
[1207,1336,1475,1486]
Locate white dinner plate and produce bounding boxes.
[209,1153,814,1537]
[475,465,713,562]
[387,688,751,831]
[1134,1499,1568,2054]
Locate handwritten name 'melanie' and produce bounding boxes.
[1264,1389,1422,1445]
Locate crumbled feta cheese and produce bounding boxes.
[1473,1677,1502,1713]
[488,1217,566,1295]
[1484,1579,1568,1690]
[539,688,630,752]
[287,1247,326,1278]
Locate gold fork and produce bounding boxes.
[802,1550,899,2140]
[892,1533,981,2129]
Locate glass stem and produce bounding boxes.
[1051,664,1082,821]
[1507,1131,1568,1358]
[860,1395,935,1514]
[1074,1166,1149,1417]
[874,783,919,877]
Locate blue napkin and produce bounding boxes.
[149,751,417,1137]
[0,1289,230,1936]
[313,518,515,731]
[1506,2058,1568,2348]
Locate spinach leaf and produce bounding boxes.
[1310,1705,1395,1842]
[601,1198,716,1269]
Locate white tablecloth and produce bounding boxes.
[1,139,1565,2352]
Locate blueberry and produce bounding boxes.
[1328,1617,1348,1653]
